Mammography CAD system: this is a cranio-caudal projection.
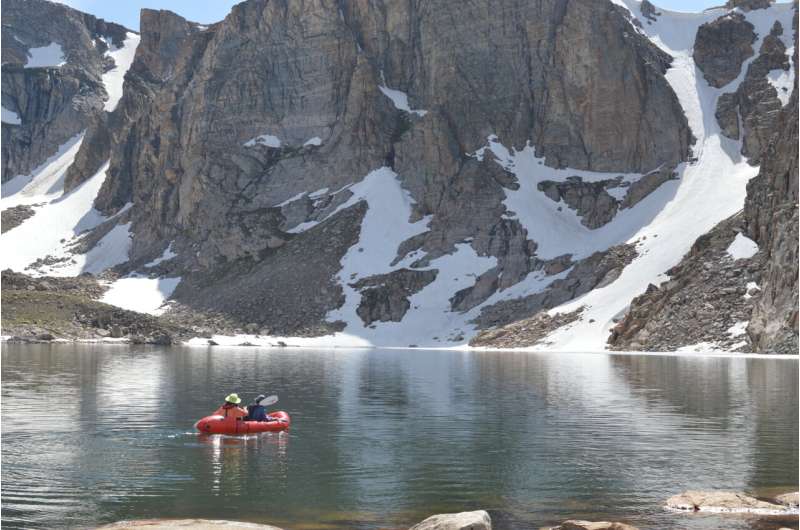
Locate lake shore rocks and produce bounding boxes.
[666,490,797,514]
[408,510,492,530]
[541,521,638,530]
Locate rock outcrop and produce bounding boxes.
[666,490,793,513]
[353,269,438,325]
[714,20,790,163]
[726,0,774,10]
[1,0,130,182]
[694,13,756,88]
[408,510,491,530]
[743,33,799,353]
[607,216,762,352]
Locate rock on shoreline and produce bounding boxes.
[666,490,799,514]
[409,510,491,530]
[542,522,638,530]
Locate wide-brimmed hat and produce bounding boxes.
[224,393,242,404]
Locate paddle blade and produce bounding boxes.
[258,395,278,406]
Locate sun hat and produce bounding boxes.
[224,393,242,404]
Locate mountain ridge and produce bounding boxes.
[1,0,797,353]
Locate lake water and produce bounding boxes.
[1,344,797,530]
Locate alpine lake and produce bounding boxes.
[2,344,797,530]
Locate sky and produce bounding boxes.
[53,0,737,31]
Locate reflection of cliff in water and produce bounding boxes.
[743,359,799,490]
[610,354,743,427]
[610,354,799,492]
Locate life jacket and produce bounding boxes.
[247,404,267,421]
[213,403,247,420]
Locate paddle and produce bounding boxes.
[256,395,278,406]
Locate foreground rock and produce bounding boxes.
[409,510,491,530]
[542,521,638,530]
[666,491,793,514]
[775,492,799,508]
[98,520,282,530]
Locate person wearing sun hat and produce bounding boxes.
[212,393,248,420]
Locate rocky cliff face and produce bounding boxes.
[55,0,690,338]
[1,0,131,183]
[2,0,795,352]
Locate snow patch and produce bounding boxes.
[726,320,749,338]
[2,133,84,203]
[476,135,661,260]
[379,85,428,117]
[101,276,181,315]
[0,160,110,274]
[766,68,793,106]
[70,222,132,275]
[2,105,21,125]
[145,242,178,268]
[25,42,66,68]
[304,137,323,146]
[743,281,761,300]
[244,134,281,148]
[726,233,759,260]
[101,32,140,112]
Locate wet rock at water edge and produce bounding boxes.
[408,510,491,530]
[666,490,793,513]
[774,492,799,509]
[542,521,639,530]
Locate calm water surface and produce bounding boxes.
[1,345,797,530]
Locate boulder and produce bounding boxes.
[774,492,799,508]
[666,491,790,513]
[408,510,491,530]
[544,521,638,530]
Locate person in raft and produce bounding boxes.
[213,393,248,420]
[246,395,276,422]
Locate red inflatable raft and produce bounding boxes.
[194,410,291,435]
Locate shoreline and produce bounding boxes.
[3,335,799,359]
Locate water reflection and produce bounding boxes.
[1,345,797,530]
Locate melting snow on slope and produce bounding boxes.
[476,135,667,260]
[69,222,132,275]
[244,134,281,148]
[379,85,428,117]
[2,134,84,202]
[25,42,66,68]
[726,232,759,260]
[102,32,140,112]
[101,276,181,315]
[2,105,21,125]
[532,1,795,352]
[145,242,178,267]
[0,161,110,273]
[727,321,749,338]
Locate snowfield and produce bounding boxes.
[102,32,140,112]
